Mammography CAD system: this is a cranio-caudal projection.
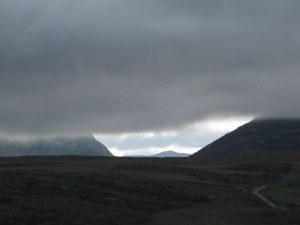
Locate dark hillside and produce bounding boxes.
[192,119,300,157]
[0,136,113,157]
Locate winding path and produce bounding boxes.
[253,185,289,210]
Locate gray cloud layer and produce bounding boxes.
[1,0,300,136]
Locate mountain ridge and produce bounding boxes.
[192,118,300,157]
[127,150,190,158]
[0,135,113,157]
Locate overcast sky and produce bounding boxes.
[1,1,299,155]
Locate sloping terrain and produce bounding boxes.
[0,154,298,225]
[0,136,113,157]
[192,119,300,157]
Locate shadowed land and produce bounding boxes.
[0,153,299,225]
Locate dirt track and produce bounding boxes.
[253,185,288,210]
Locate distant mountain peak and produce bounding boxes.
[127,150,190,158]
[153,150,190,158]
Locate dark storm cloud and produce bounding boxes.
[0,0,300,136]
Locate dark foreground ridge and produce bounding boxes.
[192,118,300,157]
[0,154,298,225]
[0,136,113,157]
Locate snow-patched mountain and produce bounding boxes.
[0,136,113,157]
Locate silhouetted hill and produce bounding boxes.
[151,150,190,157]
[0,136,113,157]
[127,150,190,158]
[192,119,300,157]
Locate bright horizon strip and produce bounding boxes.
[94,116,253,156]
[109,145,201,157]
